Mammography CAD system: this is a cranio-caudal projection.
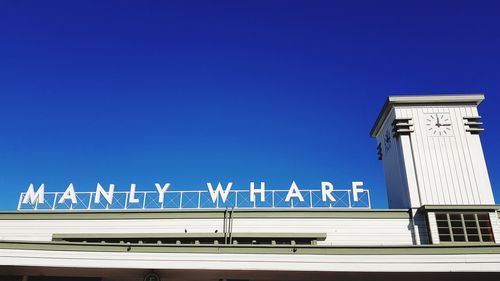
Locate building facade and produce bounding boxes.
[0,94,499,281]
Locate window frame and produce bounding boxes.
[435,211,495,244]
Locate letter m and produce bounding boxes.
[22,184,45,204]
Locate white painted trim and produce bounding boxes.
[1,249,500,272]
[427,212,440,244]
[387,95,484,105]
[489,212,500,244]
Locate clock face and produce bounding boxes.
[425,113,453,136]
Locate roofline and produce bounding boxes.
[370,94,485,137]
[0,209,410,220]
[0,240,499,255]
[420,205,500,212]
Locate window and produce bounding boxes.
[435,212,494,243]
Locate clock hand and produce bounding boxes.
[435,114,442,127]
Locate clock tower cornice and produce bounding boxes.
[370,94,485,138]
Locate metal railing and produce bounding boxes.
[17,189,371,211]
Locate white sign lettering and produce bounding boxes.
[285,181,304,202]
[95,183,115,204]
[22,183,45,204]
[352,181,365,202]
[321,181,336,202]
[250,182,265,202]
[207,182,233,203]
[18,180,371,210]
[155,183,171,203]
[58,183,77,204]
[129,183,140,203]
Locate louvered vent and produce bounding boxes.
[392,117,413,137]
[463,116,484,134]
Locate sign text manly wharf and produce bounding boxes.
[18,181,371,211]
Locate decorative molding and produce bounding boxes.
[377,143,383,160]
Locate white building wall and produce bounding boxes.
[2,249,500,273]
[376,110,413,209]
[231,218,414,245]
[404,105,494,205]
[0,219,224,242]
[0,217,415,246]
[376,104,495,208]
[490,212,500,245]
[408,105,494,205]
[427,212,440,244]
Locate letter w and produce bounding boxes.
[207,182,233,203]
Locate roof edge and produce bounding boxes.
[0,240,499,255]
[420,204,500,212]
[0,209,410,220]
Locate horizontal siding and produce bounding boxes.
[0,219,223,242]
[0,217,415,246]
[2,248,500,273]
[232,218,414,245]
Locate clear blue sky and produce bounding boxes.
[0,0,499,210]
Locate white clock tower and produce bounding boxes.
[371,94,495,209]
